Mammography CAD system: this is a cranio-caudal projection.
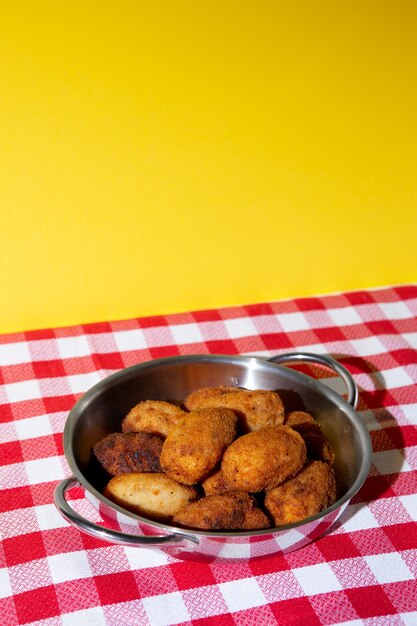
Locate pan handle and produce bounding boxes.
[268,352,358,409]
[54,476,198,548]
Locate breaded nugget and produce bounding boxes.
[241,505,272,531]
[104,472,198,521]
[285,411,334,465]
[173,491,271,530]
[264,460,337,526]
[183,386,240,411]
[197,388,285,432]
[93,432,163,476]
[201,468,231,496]
[160,407,237,485]
[122,400,186,438]
[285,410,316,428]
[221,425,306,492]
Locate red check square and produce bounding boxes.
[0,486,33,513]
[171,562,217,590]
[3,532,46,566]
[346,585,396,618]
[14,585,60,623]
[94,572,139,605]
[0,441,23,466]
[32,360,67,379]
[270,597,321,624]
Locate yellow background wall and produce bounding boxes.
[1,1,416,333]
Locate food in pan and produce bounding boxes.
[192,388,285,432]
[221,425,307,492]
[122,399,187,438]
[93,432,164,476]
[201,467,230,495]
[172,491,270,530]
[183,386,240,411]
[284,410,335,465]
[104,472,198,521]
[95,385,337,531]
[160,407,237,485]
[264,460,337,525]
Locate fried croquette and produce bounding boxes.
[264,460,337,526]
[201,468,231,495]
[285,410,316,428]
[122,399,187,438]
[104,472,198,521]
[221,425,306,493]
[196,388,285,432]
[183,386,240,411]
[94,432,163,476]
[173,491,271,530]
[160,407,237,485]
[285,411,334,465]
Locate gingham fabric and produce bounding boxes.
[1,285,417,626]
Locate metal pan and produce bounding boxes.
[54,352,372,561]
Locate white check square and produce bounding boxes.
[48,551,92,584]
[5,379,41,403]
[293,562,342,595]
[57,335,91,358]
[328,307,362,326]
[365,552,413,584]
[224,317,258,338]
[379,301,411,320]
[35,503,69,531]
[113,329,147,352]
[351,336,385,356]
[401,404,417,425]
[62,607,106,626]
[124,546,169,570]
[219,578,265,612]
[403,332,417,349]
[277,312,310,332]
[376,366,414,390]
[14,414,53,440]
[25,457,65,485]
[143,591,190,626]
[67,372,102,394]
[0,342,31,366]
[339,504,379,533]
[0,568,12,599]
[170,323,204,344]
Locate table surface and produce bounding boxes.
[1,284,417,626]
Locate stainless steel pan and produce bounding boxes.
[54,352,372,561]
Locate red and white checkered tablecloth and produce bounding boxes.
[1,285,417,626]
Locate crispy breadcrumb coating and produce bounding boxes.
[160,407,237,485]
[122,400,187,438]
[183,386,240,411]
[104,472,198,521]
[173,491,271,530]
[221,425,306,492]
[201,468,231,495]
[264,460,337,526]
[285,411,334,465]
[94,432,163,476]
[196,388,285,432]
